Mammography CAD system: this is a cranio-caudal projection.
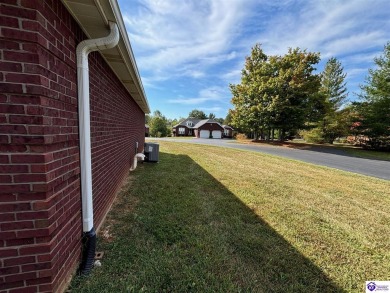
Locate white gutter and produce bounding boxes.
[76,21,120,233]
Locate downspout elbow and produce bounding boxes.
[130,153,146,171]
[77,21,120,68]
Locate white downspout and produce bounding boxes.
[76,21,120,234]
[76,21,120,275]
[130,153,146,171]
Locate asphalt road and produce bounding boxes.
[148,138,390,180]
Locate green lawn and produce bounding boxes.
[342,148,390,161]
[236,138,390,161]
[70,141,390,292]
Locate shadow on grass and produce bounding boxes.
[70,151,345,292]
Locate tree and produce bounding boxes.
[188,109,207,119]
[321,57,349,143]
[171,117,185,126]
[214,118,224,124]
[149,110,169,137]
[230,44,322,140]
[321,57,348,109]
[224,112,232,125]
[230,44,271,138]
[208,113,216,119]
[145,114,151,125]
[355,42,390,149]
[272,48,322,140]
[302,106,354,144]
[305,57,349,143]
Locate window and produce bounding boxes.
[178,127,185,135]
[186,121,193,127]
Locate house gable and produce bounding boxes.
[173,118,202,128]
[194,119,224,131]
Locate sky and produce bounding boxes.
[118,0,390,120]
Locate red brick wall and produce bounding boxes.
[195,123,224,137]
[173,125,193,136]
[0,0,145,292]
[223,127,233,138]
[89,51,145,230]
[198,123,224,132]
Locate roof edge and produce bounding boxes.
[61,0,150,114]
[108,0,150,113]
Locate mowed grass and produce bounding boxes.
[70,141,390,292]
[236,138,390,161]
[343,148,390,161]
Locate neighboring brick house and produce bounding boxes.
[145,124,149,137]
[173,118,225,138]
[172,118,201,137]
[222,125,234,138]
[0,0,149,292]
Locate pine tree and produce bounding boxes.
[318,57,349,143]
[356,42,390,149]
[321,57,348,109]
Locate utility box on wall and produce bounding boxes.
[144,143,159,162]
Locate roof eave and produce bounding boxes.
[60,0,150,114]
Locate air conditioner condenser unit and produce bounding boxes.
[144,143,159,162]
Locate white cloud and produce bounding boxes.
[119,0,390,115]
[183,70,204,79]
[168,86,229,105]
[343,52,382,66]
[253,1,389,58]
[199,51,238,64]
[222,71,240,83]
[199,106,223,113]
[346,68,369,79]
[122,0,255,73]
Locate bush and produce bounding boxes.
[300,128,325,144]
[236,133,247,140]
[335,137,348,144]
[364,137,390,151]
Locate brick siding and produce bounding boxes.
[0,0,145,292]
[173,125,192,136]
[195,123,224,138]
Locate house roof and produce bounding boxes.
[194,119,223,129]
[173,118,225,129]
[173,118,202,128]
[222,125,234,130]
[60,0,150,114]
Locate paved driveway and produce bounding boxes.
[148,138,390,180]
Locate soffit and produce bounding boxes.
[61,0,150,113]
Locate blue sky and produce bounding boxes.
[118,0,390,120]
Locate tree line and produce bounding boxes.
[229,42,390,150]
[146,109,228,137]
[146,42,389,150]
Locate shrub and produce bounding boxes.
[236,133,247,140]
[300,128,325,144]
